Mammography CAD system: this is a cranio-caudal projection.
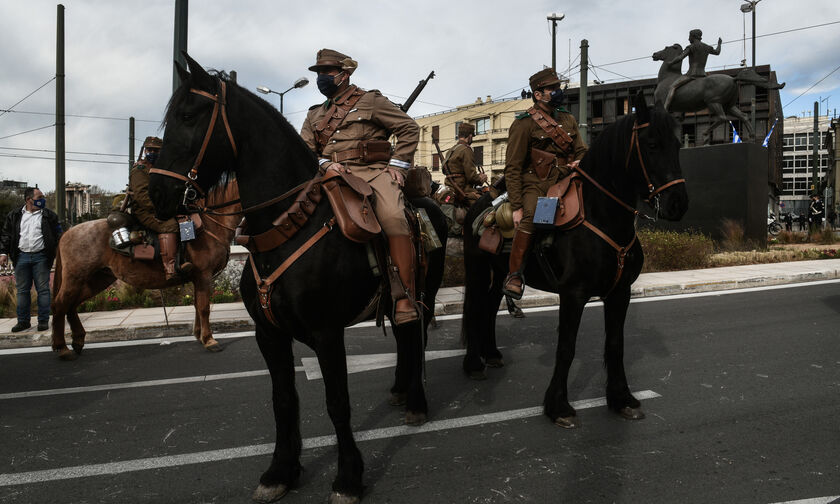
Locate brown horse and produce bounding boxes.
[50,182,241,360]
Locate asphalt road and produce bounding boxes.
[1,282,839,504]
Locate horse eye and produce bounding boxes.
[647,141,658,150]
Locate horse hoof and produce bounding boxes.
[554,416,580,429]
[204,339,223,352]
[618,407,645,420]
[329,492,360,504]
[58,348,78,361]
[466,369,487,381]
[405,411,427,426]
[484,357,504,368]
[389,392,407,407]
[251,483,289,503]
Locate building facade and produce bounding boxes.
[779,115,836,216]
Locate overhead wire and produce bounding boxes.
[0,77,55,119]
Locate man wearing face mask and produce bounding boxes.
[0,187,63,332]
[127,136,192,280]
[445,122,487,207]
[300,48,421,325]
[501,68,588,300]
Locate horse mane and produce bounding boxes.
[205,173,239,205]
[162,70,316,195]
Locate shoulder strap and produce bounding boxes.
[527,106,573,152]
[314,86,366,152]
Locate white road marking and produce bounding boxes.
[2,278,837,356]
[768,497,840,504]
[0,350,468,400]
[301,349,466,380]
[0,390,661,487]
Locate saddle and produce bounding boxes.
[534,173,585,230]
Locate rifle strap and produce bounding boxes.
[528,106,574,153]
[314,86,366,154]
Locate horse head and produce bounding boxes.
[652,44,684,76]
[150,53,241,220]
[629,91,688,221]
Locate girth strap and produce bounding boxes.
[248,217,336,327]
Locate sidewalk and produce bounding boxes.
[2,259,839,349]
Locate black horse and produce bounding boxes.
[461,91,688,428]
[149,55,447,504]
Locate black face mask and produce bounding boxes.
[548,88,565,108]
[145,151,159,165]
[317,73,340,98]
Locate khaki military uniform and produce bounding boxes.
[445,141,484,206]
[301,85,419,236]
[504,107,588,233]
[128,161,180,233]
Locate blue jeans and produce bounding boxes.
[15,251,51,324]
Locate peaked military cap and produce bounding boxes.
[529,68,563,92]
[458,122,475,137]
[143,136,163,149]
[308,48,358,74]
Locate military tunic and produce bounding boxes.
[504,106,588,233]
[301,85,419,236]
[128,162,179,233]
[444,141,484,206]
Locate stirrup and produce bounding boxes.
[502,272,524,300]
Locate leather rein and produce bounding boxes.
[572,120,685,296]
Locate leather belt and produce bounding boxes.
[331,148,363,163]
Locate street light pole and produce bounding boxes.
[740,0,762,68]
[547,12,565,72]
[257,77,309,114]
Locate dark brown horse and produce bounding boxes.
[462,92,688,427]
[50,182,241,360]
[148,55,447,504]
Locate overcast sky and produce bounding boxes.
[2,0,839,193]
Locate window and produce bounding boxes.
[432,153,440,171]
[475,117,489,135]
[431,125,440,143]
[473,146,484,167]
[454,121,462,140]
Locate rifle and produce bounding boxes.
[400,71,435,113]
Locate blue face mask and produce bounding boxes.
[317,73,340,98]
[33,198,46,209]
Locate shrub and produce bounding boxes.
[719,218,745,251]
[638,229,714,272]
[776,230,805,244]
[810,228,837,245]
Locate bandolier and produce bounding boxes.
[502,68,588,299]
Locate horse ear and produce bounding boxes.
[183,52,214,89]
[174,60,190,85]
[633,91,650,123]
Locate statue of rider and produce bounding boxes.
[664,29,722,112]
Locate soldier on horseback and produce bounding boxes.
[445,122,488,207]
[664,28,722,112]
[300,48,421,325]
[127,136,193,280]
[501,68,588,300]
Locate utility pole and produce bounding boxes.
[579,39,589,144]
[128,117,135,174]
[811,101,820,194]
[547,13,565,72]
[55,4,66,225]
[173,0,188,92]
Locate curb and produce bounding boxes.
[2,268,838,350]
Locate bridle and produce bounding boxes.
[150,79,238,206]
[626,121,685,208]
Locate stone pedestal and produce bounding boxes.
[639,142,769,244]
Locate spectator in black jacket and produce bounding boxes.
[0,187,63,332]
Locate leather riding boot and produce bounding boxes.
[502,230,533,300]
[388,235,418,325]
[177,243,195,276]
[158,233,179,281]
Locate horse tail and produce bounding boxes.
[51,242,63,310]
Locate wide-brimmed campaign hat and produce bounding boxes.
[529,68,563,92]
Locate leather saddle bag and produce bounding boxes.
[545,172,585,230]
[478,226,503,254]
[131,243,155,261]
[322,170,381,243]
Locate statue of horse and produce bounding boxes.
[461,92,688,428]
[653,43,762,144]
[148,54,448,504]
[50,182,242,359]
